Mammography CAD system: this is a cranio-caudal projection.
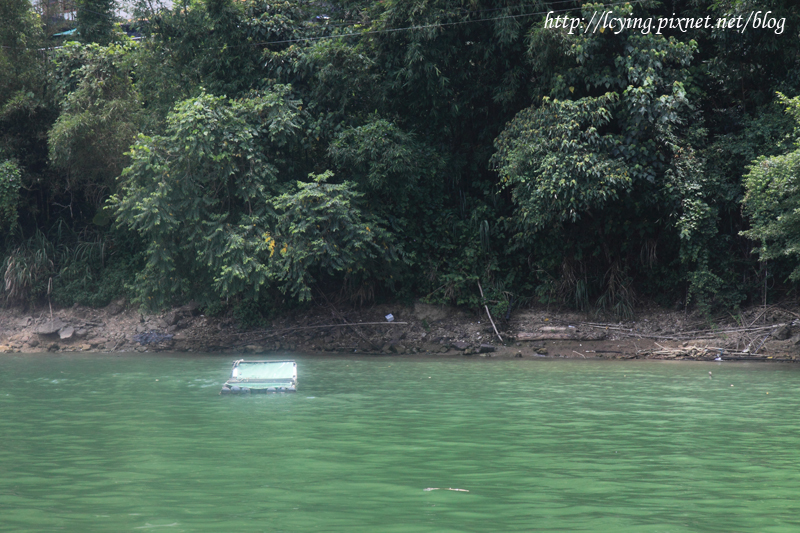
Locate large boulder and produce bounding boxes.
[106,299,125,316]
[35,319,66,336]
[773,325,791,340]
[58,326,75,340]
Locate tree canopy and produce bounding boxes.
[2,0,800,319]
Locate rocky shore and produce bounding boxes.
[2,300,800,362]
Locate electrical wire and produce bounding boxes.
[8,0,651,51]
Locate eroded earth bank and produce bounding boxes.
[2,301,800,362]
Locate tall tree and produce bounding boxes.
[76,0,116,45]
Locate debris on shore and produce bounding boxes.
[0,300,798,362]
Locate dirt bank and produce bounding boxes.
[1,300,799,362]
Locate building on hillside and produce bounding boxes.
[33,0,77,23]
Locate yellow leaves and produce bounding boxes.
[366,225,370,232]
[569,87,575,94]
[263,231,276,257]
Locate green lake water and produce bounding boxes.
[2,354,800,532]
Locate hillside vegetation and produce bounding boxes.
[2,0,799,322]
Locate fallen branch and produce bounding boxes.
[242,321,408,337]
[516,332,605,341]
[231,321,409,347]
[582,322,785,341]
[324,302,383,352]
[478,281,503,344]
[540,326,572,333]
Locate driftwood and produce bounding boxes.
[582,322,786,342]
[540,326,571,333]
[324,303,383,352]
[477,281,504,344]
[233,321,409,347]
[242,321,408,336]
[516,332,605,341]
[635,342,793,361]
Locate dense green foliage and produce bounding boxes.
[742,94,800,280]
[2,0,800,318]
[0,159,22,232]
[76,0,116,45]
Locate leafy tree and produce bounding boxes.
[260,171,398,302]
[494,1,704,311]
[0,0,52,182]
[112,87,303,307]
[493,93,631,232]
[3,0,800,315]
[0,160,22,234]
[77,0,117,45]
[0,0,43,103]
[742,93,800,279]
[48,40,142,210]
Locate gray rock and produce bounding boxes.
[58,326,75,340]
[451,341,469,350]
[165,311,180,326]
[35,319,66,335]
[358,341,373,352]
[389,343,406,354]
[180,301,201,316]
[413,302,450,322]
[74,328,87,339]
[91,337,108,347]
[106,300,125,316]
[17,317,32,328]
[773,325,791,340]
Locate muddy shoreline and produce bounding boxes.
[2,301,799,362]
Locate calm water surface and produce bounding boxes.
[1,354,800,532]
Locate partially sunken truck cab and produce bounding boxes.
[220,360,297,394]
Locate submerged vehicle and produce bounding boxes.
[220,359,297,394]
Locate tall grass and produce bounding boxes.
[2,230,57,304]
[2,221,135,307]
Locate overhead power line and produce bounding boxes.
[7,0,649,51]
